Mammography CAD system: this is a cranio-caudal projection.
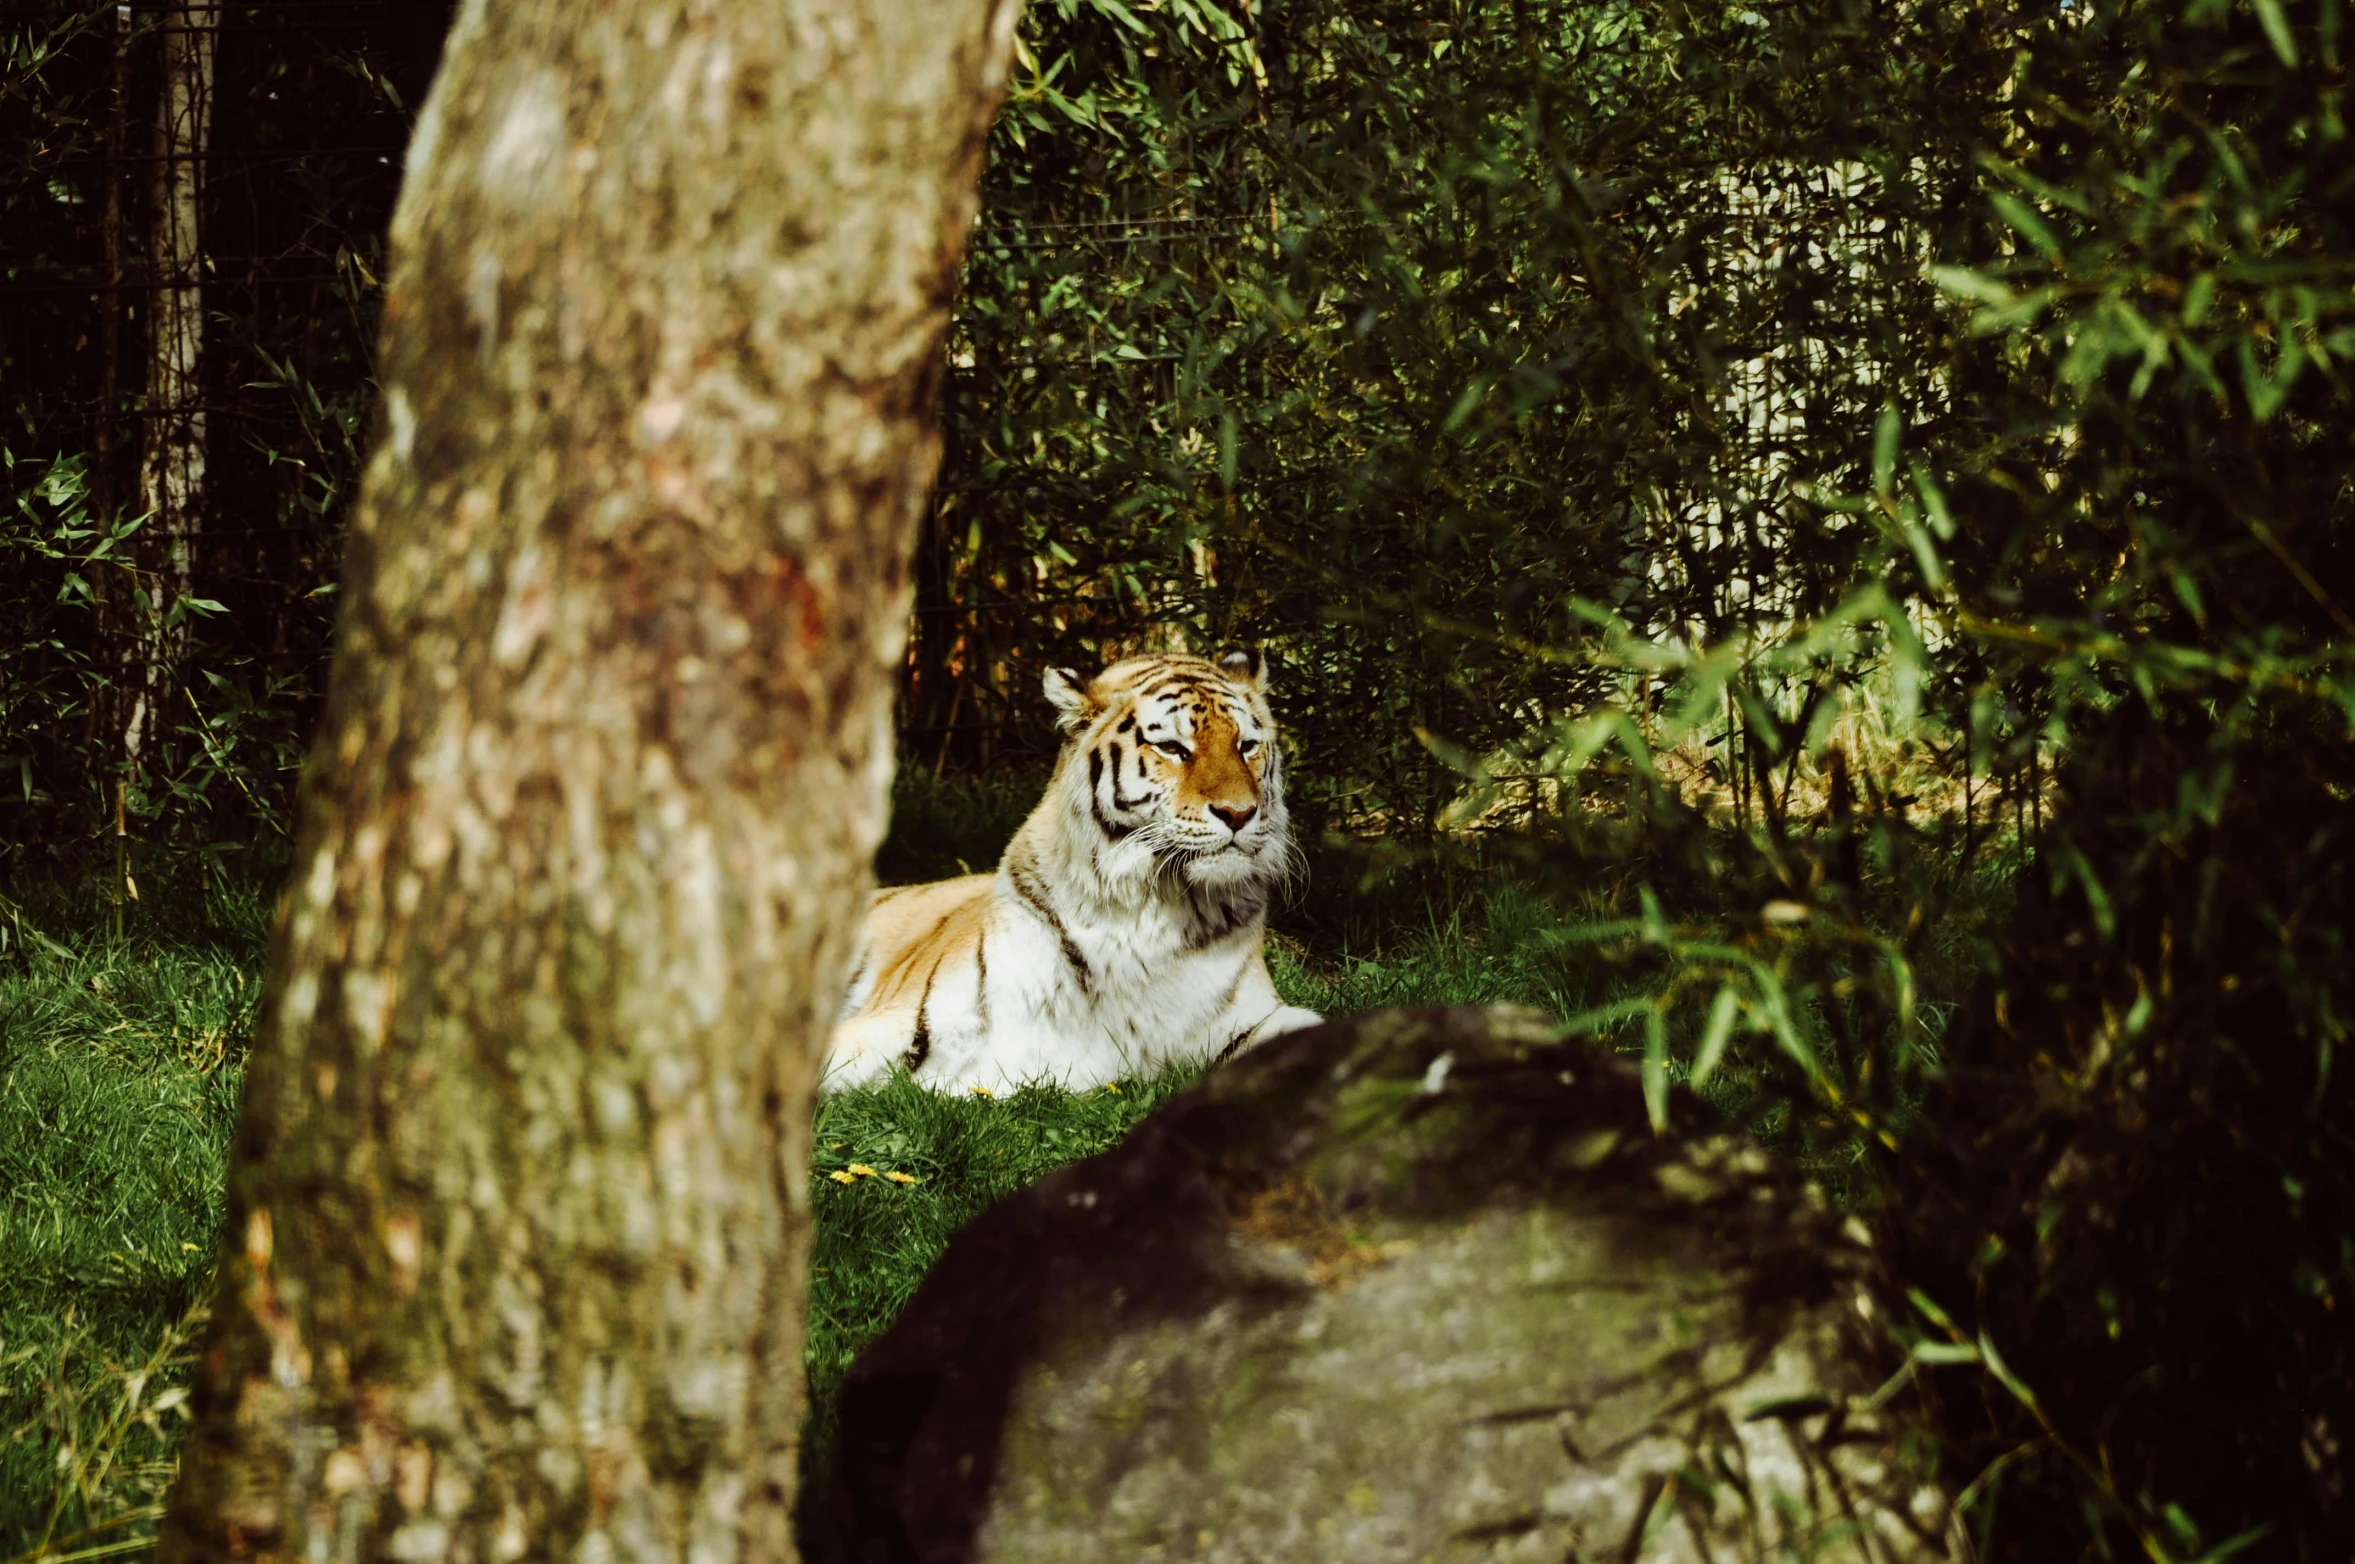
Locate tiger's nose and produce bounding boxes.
[1209,803,1258,833]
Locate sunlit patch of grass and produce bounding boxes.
[0,876,265,1561]
[1267,881,1618,1019]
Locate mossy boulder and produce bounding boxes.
[812,1005,1957,1563]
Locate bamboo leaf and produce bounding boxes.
[1987,190,2059,257]
[2251,0,2299,64]
[1692,986,1740,1086]
[1641,1006,1670,1133]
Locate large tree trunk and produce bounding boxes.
[158,0,1017,1556]
[124,0,214,769]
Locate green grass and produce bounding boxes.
[799,1066,1199,1491]
[25,776,1964,1554]
[0,837,1591,1557]
[0,876,265,1563]
[1268,880,1607,1018]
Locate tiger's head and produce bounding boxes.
[1043,651,1294,895]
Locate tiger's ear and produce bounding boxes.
[1042,666,1101,734]
[1218,648,1267,692]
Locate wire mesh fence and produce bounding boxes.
[2,0,439,864]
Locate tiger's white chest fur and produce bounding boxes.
[823,654,1322,1093]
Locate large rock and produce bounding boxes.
[811,1006,1957,1563]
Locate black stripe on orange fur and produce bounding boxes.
[903,962,938,1074]
[973,930,988,1027]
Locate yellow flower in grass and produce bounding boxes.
[970,1086,994,1098]
[883,1171,921,1186]
[827,1170,857,1185]
[847,1164,879,1178]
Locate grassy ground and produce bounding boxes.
[0,877,265,1563]
[800,1066,1196,1492]
[2,776,2008,1556]
[0,780,1622,1559]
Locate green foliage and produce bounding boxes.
[1852,9,2353,1552]
[0,0,430,867]
[940,0,2354,1553]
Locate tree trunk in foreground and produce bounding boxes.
[159,0,1016,1556]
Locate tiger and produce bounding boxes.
[823,650,1323,1093]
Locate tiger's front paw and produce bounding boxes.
[1247,1004,1324,1045]
[1212,1005,1324,1068]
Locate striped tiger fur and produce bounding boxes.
[824,651,1322,1092]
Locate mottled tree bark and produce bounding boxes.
[159,0,1017,1557]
